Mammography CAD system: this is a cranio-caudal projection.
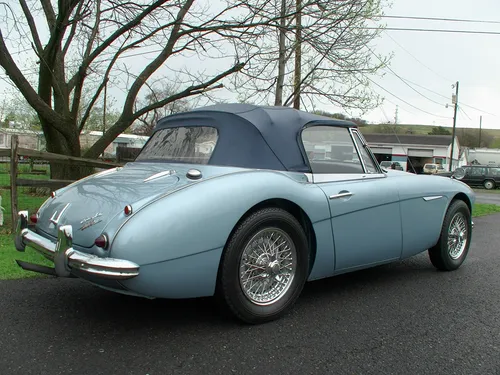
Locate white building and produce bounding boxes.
[363,134,463,173]
[80,131,149,157]
[467,148,500,165]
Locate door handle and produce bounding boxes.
[329,192,354,200]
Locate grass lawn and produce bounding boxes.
[0,234,52,280]
[1,201,499,281]
[0,179,52,280]
[472,203,500,217]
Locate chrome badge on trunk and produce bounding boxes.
[79,213,103,231]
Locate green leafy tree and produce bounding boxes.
[428,126,451,135]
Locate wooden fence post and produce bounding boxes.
[10,135,18,231]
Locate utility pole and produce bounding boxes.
[293,0,302,110]
[449,81,459,172]
[479,115,482,148]
[394,105,399,124]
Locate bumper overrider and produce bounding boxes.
[14,211,139,280]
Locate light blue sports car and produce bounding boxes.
[14,103,475,324]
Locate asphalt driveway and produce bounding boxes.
[475,191,500,205]
[1,214,500,375]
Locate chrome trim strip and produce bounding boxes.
[329,192,354,199]
[423,195,443,201]
[143,170,175,182]
[349,128,368,173]
[15,212,139,280]
[310,173,386,183]
[351,128,383,175]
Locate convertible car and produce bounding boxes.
[14,103,475,324]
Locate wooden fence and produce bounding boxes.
[1,135,123,231]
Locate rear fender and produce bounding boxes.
[110,170,332,298]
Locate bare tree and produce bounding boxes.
[0,0,276,178]
[133,83,196,136]
[233,0,391,113]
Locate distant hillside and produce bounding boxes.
[360,124,500,149]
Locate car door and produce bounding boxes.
[302,125,402,273]
[468,166,486,186]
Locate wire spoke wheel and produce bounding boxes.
[239,228,297,305]
[447,212,468,260]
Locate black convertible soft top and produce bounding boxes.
[154,103,355,173]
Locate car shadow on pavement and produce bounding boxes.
[3,252,447,334]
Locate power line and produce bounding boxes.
[383,73,498,117]
[382,67,446,107]
[366,76,452,119]
[366,45,447,107]
[461,102,497,117]
[371,27,500,36]
[380,15,500,25]
[382,30,453,82]
[459,106,472,121]
[380,28,499,117]
[393,76,449,100]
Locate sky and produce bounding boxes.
[355,0,500,129]
[1,0,499,130]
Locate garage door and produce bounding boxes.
[408,148,433,157]
[370,147,392,154]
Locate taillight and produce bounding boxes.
[124,205,132,216]
[94,234,108,249]
[30,213,38,223]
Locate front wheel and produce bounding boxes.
[217,208,309,324]
[428,200,472,271]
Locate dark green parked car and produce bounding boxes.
[453,165,500,190]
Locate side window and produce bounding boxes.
[352,131,378,174]
[471,167,485,176]
[301,126,364,174]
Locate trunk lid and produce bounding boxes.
[35,162,241,247]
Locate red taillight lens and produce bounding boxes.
[30,213,38,223]
[124,205,132,216]
[94,234,108,249]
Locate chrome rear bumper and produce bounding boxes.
[14,211,139,280]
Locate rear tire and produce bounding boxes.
[217,207,309,324]
[428,200,472,271]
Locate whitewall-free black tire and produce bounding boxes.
[217,207,309,324]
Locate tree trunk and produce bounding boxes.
[293,0,302,110]
[274,0,287,106]
[40,118,89,181]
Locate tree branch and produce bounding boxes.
[19,0,43,54]
[83,61,244,159]
[78,0,170,75]
[0,30,69,136]
[83,0,101,60]
[62,0,85,56]
[121,0,196,118]
[40,0,56,31]
[133,62,245,119]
